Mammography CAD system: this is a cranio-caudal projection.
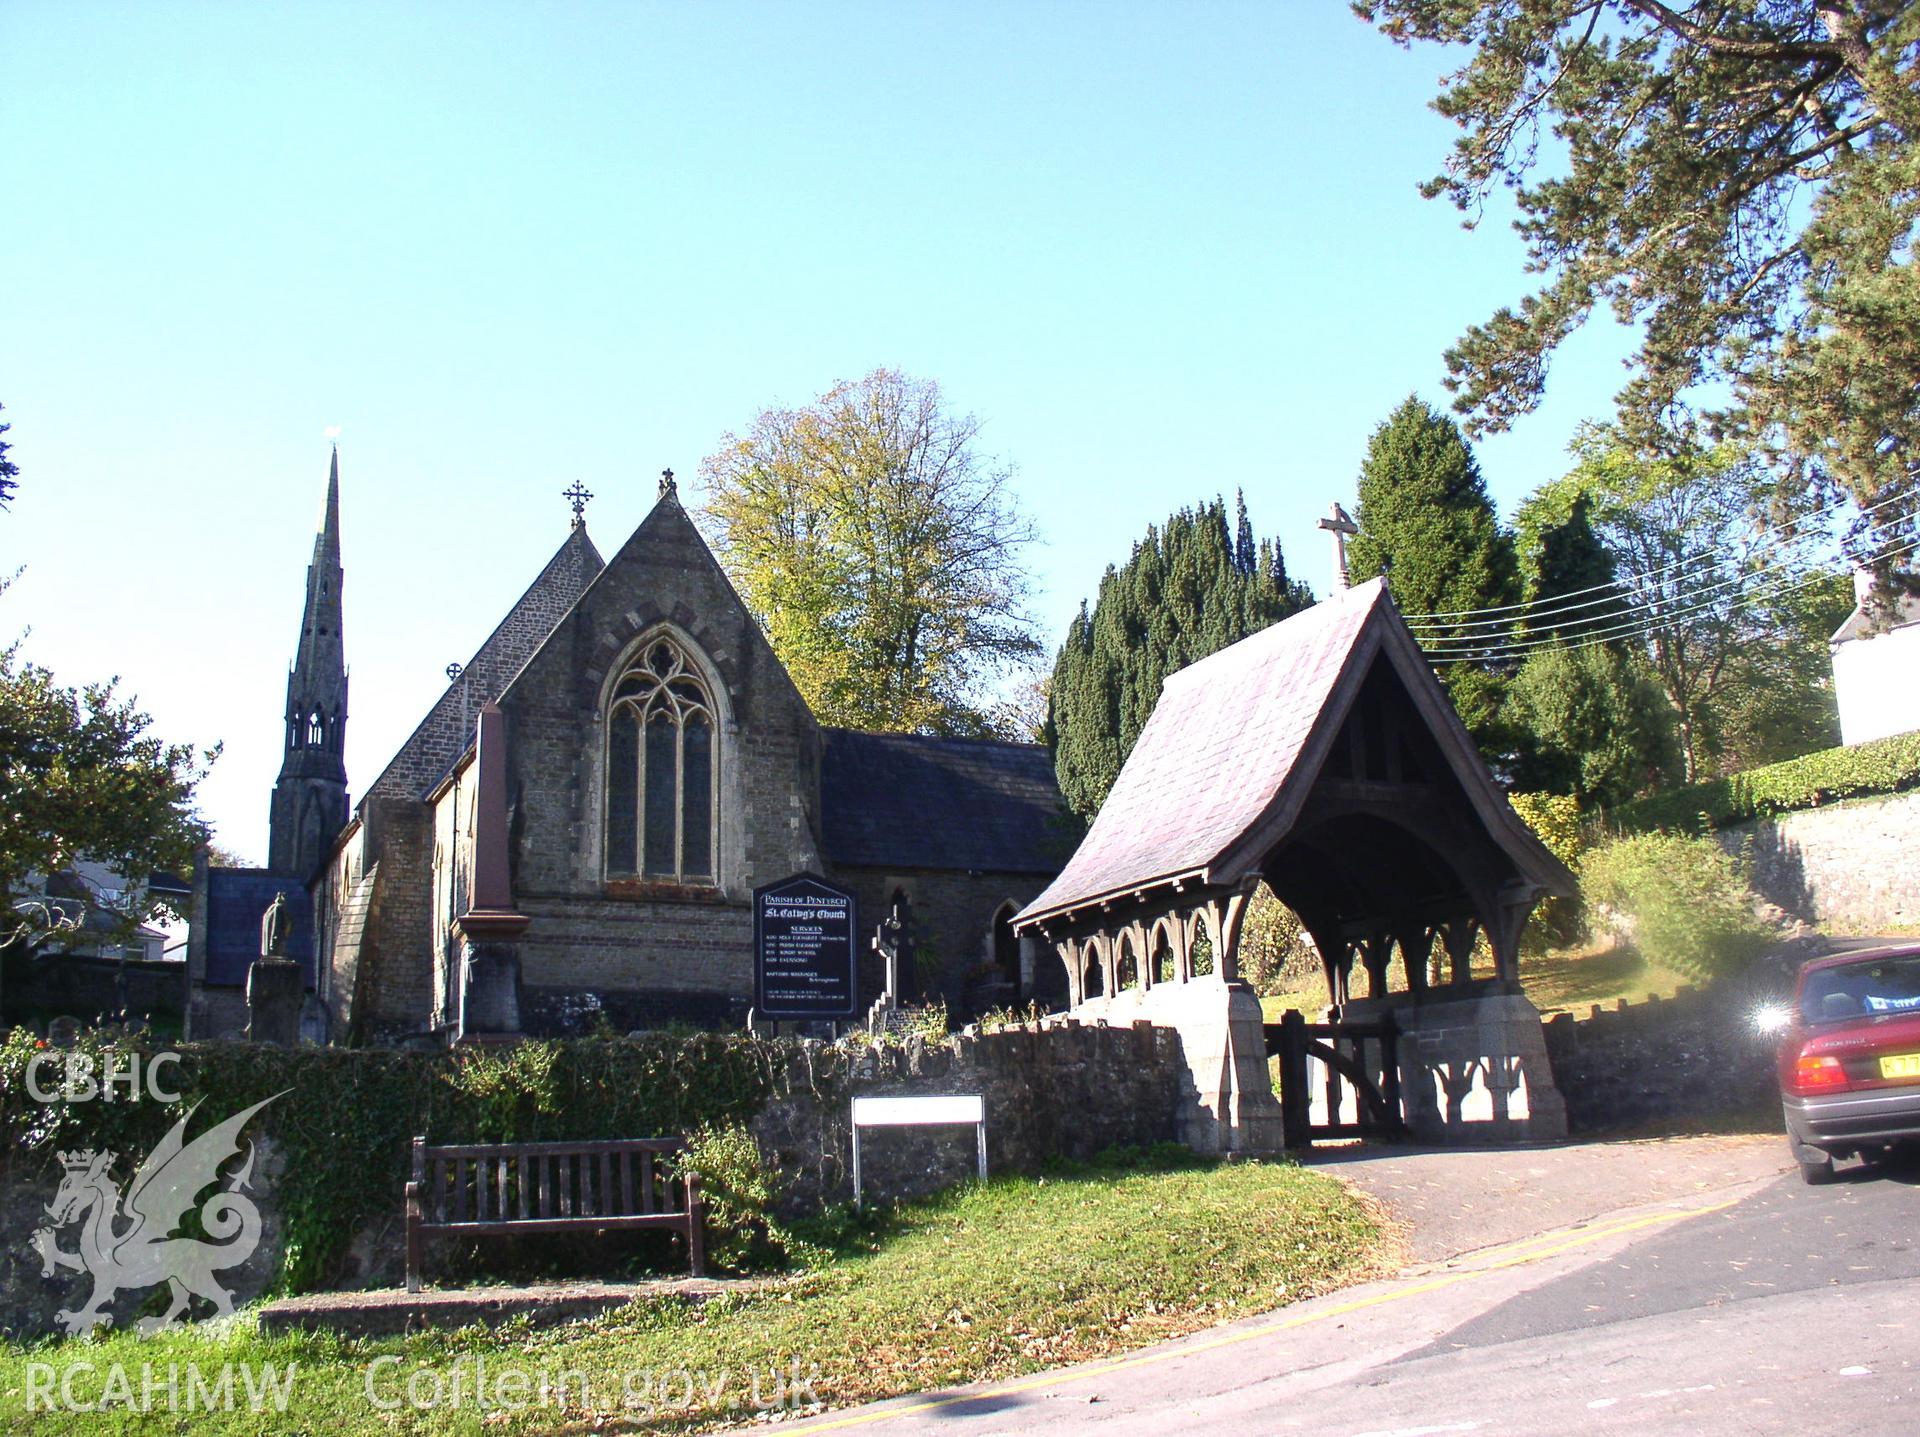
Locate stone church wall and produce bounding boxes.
[326,796,439,1044]
[829,865,1055,1013]
[516,894,754,1031]
[428,761,478,1025]
[478,501,829,1030]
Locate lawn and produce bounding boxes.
[0,1151,1387,1435]
[1260,940,1692,1021]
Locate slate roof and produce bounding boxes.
[147,871,193,900]
[204,869,314,989]
[1832,587,1920,644]
[820,730,1073,875]
[1017,579,1571,926]
[366,524,604,803]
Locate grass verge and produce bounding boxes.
[1259,941,1692,1022]
[0,1150,1385,1435]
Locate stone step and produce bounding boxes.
[256,1276,767,1338]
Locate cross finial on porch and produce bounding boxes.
[1317,501,1360,593]
[658,467,677,500]
[562,480,593,527]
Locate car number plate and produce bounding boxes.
[1880,1053,1920,1080]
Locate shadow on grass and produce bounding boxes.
[1524,943,1690,1013]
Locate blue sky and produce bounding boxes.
[2,2,1639,863]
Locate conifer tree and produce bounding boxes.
[0,403,18,512]
[1048,497,1313,818]
[1344,396,1520,747]
[1521,493,1625,643]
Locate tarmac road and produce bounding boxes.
[780,1138,1919,1437]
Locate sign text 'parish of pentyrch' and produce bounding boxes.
[754,874,858,1019]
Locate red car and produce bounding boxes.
[1777,944,1920,1184]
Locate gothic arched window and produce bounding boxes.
[605,636,716,882]
[307,709,326,748]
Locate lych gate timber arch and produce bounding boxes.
[1016,579,1576,1154]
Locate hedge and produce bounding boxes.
[1611,729,1920,834]
[0,1030,786,1293]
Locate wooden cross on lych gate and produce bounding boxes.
[1318,502,1359,593]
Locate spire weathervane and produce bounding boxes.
[658,467,676,500]
[562,480,593,526]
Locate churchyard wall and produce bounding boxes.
[0,1022,1186,1337]
[754,1019,1184,1211]
[1541,984,1781,1134]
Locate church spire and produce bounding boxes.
[268,448,351,877]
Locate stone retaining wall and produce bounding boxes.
[1718,790,1920,933]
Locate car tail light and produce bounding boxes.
[1789,1050,1850,1095]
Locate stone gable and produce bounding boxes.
[490,493,826,1007]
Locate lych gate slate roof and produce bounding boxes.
[821,730,1073,875]
[1017,579,1569,926]
[366,524,604,802]
[204,869,314,989]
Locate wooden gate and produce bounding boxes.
[1265,1009,1406,1149]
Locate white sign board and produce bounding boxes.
[849,1093,987,1205]
[852,1094,984,1127]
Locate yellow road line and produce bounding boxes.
[781,1196,1738,1435]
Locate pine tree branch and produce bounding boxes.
[1615,0,1846,67]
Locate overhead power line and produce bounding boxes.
[1415,509,1890,649]
[1421,532,1920,666]
[1397,483,1880,625]
[1403,489,1913,638]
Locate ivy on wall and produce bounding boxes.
[0,1030,785,1292]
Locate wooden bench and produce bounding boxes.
[405,1136,705,1292]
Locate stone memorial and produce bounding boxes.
[246,891,304,1046]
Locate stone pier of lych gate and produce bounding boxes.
[1017,580,1576,1154]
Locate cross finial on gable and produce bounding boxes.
[563,480,593,526]
[658,467,677,500]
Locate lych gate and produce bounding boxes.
[1015,579,1576,1154]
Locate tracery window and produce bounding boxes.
[605,637,716,882]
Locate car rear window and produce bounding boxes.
[1800,954,1920,1024]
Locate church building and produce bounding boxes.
[187,455,1071,1045]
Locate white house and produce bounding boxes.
[1831,567,1920,746]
